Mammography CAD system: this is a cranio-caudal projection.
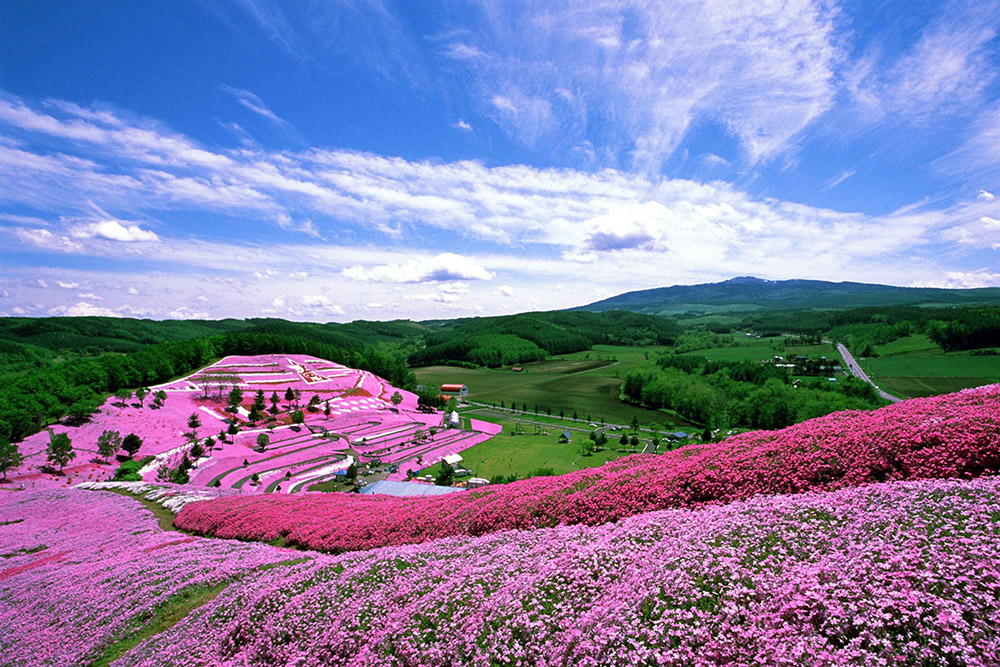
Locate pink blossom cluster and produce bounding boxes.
[6,477,999,665]
[0,487,297,666]
[177,384,1000,552]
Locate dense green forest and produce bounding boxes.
[622,353,884,430]
[737,305,1000,354]
[410,310,679,367]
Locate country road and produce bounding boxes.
[833,342,902,403]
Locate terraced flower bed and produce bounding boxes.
[176,384,1000,552]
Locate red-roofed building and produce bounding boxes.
[440,383,468,395]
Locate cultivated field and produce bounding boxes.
[413,344,694,427]
[859,334,1000,397]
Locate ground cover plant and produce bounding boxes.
[3,476,1000,665]
[5,354,495,494]
[175,383,1000,553]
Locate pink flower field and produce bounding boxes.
[2,476,1000,665]
[175,383,1000,553]
[7,355,494,494]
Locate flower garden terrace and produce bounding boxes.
[7,354,498,494]
[175,383,1000,553]
[3,477,1000,665]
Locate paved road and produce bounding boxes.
[834,342,902,403]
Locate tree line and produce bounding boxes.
[622,354,883,430]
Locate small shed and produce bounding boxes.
[511,366,524,373]
[559,430,572,443]
[665,431,689,440]
[468,477,490,489]
[443,453,464,467]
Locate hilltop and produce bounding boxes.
[575,276,1000,316]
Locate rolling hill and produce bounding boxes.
[575,276,1000,316]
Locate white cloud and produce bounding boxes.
[979,190,996,201]
[444,0,840,168]
[342,253,494,283]
[822,170,856,191]
[70,220,159,242]
[299,295,345,315]
[271,295,287,308]
[76,292,101,300]
[49,301,119,317]
[167,306,209,319]
[56,281,79,289]
[494,285,514,297]
[453,119,473,132]
[221,85,289,127]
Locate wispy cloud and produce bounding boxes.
[822,169,856,190]
[221,85,290,128]
[437,1,841,170]
[3,91,1000,320]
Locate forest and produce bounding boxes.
[410,310,679,367]
[622,353,884,429]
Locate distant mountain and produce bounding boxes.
[574,277,1000,316]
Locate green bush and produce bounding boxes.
[112,460,142,481]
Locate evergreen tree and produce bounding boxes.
[227,386,244,412]
[135,387,149,408]
[253,389,267,411]
[270,391,281,413]
[307,395,322,412]
[187,413,201,441]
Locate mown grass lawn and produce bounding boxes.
[416,430,624,480]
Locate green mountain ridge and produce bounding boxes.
[574,276,1000,315]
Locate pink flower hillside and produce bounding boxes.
[119,478,1000,666]
[176,384,1000,553]
[0,488,296,666]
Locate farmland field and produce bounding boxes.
[412,344,695,426]
[862,354,1000,398]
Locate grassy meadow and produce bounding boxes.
[413,344,690,426]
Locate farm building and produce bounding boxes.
[559,430,572,443]
[443,453,464,467]
[440,383,469,395]
[468,477,490,488]
[511,366,524,372]
[665,431,689,440]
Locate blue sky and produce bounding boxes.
[1,0,1000,321]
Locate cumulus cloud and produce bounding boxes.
[453,119,473,132]
[342,253,494,284]
[56,281,79,289]
[70,220,159,242]
[49,301,119,317]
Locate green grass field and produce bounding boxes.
[413,345,695,427]
[857,334,1000,397]
[417,430,625,480]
